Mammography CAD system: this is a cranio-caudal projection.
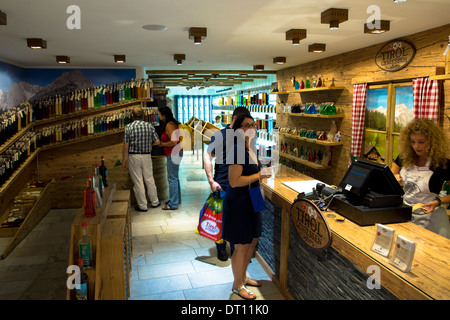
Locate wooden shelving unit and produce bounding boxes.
[279,152,331,170]
[66,184,132,300]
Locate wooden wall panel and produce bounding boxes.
[276,23,450,186]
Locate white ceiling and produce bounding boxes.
[1,0,450,81]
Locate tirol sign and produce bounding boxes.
[290,198,332,250]
[375,40,416,72]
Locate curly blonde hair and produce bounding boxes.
[398,118,449,169]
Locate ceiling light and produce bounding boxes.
[273,57,286,64]
[0,11,6,25]
[253,65,264,71]
[393,0,406,3]
[240,73,248,77]
[56,56,70,64]
[364,20,390,34]
[321,8,348,30]
[142,24,167,31]
[286,29,307,45]
[27,38,47,49]
[189,27,207,45]
[308,43,326,53]
[114,55,126,63]
[174,54,185,65]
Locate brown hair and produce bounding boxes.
[398,118,448,169]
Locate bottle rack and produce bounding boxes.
[274,86,344,170]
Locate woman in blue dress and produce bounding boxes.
[222,114,272,300]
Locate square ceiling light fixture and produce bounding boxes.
[189,27,207,45]
[56,56,70,64]
[286,29,307,45]
[308,43,326,53]
[253,65,264,71]
[321,8,348,30]
[0,11,7,25]
[174,54,185,65]
[364,20,390,34]
[114,55,126,63]
[273,57,286,64]
[27,38,47,49]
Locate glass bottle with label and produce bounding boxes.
[84,175,96,217]
[76,258,89,300]
[79,222,92,269]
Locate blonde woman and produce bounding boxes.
[391,118,450,238]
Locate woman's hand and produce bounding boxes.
[394,173,403,185]
[421,200,439,214]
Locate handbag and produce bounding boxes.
[196,192,223,242]
[248,174,267,213]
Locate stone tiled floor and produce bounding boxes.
[0,151,284,300]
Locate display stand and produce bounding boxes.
[66,183,132,300]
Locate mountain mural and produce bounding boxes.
[0,81,42,111]
[29,70,94,102]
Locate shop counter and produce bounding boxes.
[258,165,450,300]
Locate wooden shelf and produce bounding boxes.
[0,179,55,259]
[32,98,151,129]
[280,152,331,170]
[269,87,345,95]
[0,124,33,154]
[280,133,343,146]
[277,112,344,119]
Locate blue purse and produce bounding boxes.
[249,179,266,213]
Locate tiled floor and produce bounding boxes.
[0,151,284,300]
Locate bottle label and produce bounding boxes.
[76,283,88,300]
[79,243,91,268]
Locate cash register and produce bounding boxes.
[327,158,412,226]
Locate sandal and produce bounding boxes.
[244,276,262,287]
[232,286,256,300]
[162,204,177,210]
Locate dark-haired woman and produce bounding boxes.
[158,106,183,210]
[222,114,272,299]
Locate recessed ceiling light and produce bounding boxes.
[142,24,168,31]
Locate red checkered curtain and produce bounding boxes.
[351,83,368,162]
[412,77,439,123]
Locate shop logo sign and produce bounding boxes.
[375,40,416,72]
[290,198,332,250]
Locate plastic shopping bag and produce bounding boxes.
[196,192,223,242]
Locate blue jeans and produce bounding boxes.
[166,151,182,209]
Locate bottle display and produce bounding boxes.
[76,258,89,300]
[30,79,153,121]
[83,175,96,218]
[79,221,92,269]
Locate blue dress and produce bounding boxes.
[222,144,262,245]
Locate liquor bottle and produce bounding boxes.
[79,221,92,269]
[300,80,305,89]
[305,77,311,89]
[99,156,108,187]
[84,174,96,217]
[76,258,89,300]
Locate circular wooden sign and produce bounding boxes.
[290,198,332,250]
[375,40,416,72]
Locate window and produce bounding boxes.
[363,83,414,166]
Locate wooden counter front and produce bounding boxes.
[260,165,450,300]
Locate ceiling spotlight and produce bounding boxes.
[253,65,264,71]
[321,8,348,30]
[0,10,7,25]
[286,29,307,45]
[364,20,390,34]
[189,27,207,45]
[240,73,248,77]
[114,55,126,63]
[27,38,47,49]
[273,57,286,64]
[308,43,326,53]
[56,56,70,64]
[174,54,185,65]
[393,0,406,3]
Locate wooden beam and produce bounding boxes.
[146,69,277,75]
